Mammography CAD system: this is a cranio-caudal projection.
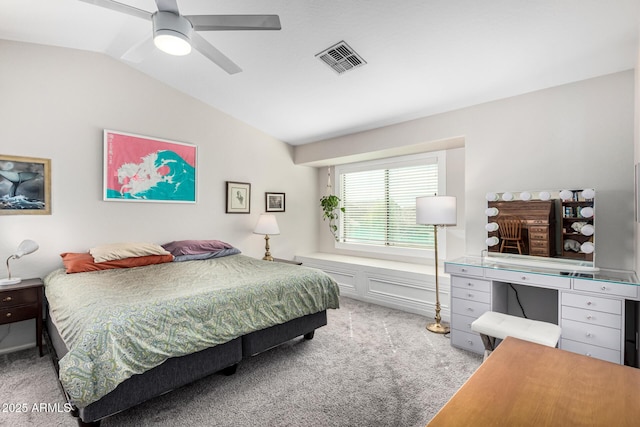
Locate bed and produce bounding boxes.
[44,248,340,426]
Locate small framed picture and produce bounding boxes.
[226,181,251,213]
[0,154,51,215]
[266,192,285,212]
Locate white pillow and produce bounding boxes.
[90,242,171,263]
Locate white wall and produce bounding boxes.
[0,40,318,351]
[297,71,636,270]
[635,43,640,272]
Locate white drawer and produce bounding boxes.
[561,292,622,315]
[560,338,621,364]
[451,287,491,304]
[561,319,621,351]
[451,298,490,318]
[451,313,480,334]
[485,268,570,289]
[445,263,484,278]
[573,278,638,299]
[451,276,491,293]
[561,306,621,330]
[451,329,484,355]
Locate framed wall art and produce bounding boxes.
[104,130,196,203]
[265,192,285,212]
[0,154,51,215]
[226,181,251,213]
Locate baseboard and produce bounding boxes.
[0,341,37,355]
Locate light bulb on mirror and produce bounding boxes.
[519,191,532,201]
[485,222,499,232]
[580,241,594,254]
[580,207,594,218]
[559,189,573,201]
[486,236,500,247]
[538,191,551,201]
[581,188,595,200]
[502,192,513,201]
[580,224,594,236]
[485,192,498,202]
[485,207,499,217]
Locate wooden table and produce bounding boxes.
[427,336,640,426]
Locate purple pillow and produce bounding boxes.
[161,240,235,256]
[174,248,241,262]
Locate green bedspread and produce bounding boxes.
[44,254,340,408]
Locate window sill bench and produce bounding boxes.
[295,252,449,320]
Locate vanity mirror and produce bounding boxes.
[485,189,595,265]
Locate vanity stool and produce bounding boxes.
[471,311,561,361]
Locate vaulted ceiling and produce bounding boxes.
[1,1,639,145]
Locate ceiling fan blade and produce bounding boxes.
[155,0,179,14]
[79,0,151,21]
[187,15,282,31]
[191,32,242,74]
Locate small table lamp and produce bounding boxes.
[254,214,280,261]
[416,196,457,334]
[0,239,39,285]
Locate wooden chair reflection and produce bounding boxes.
[497,216,525,254]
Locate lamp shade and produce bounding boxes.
[253,214,280,235]
[416,196,457,226]
[15,239,38,258]
[0,239,39,286]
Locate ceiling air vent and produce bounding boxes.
[316,41,366,75]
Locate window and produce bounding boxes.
[335,151,446,256]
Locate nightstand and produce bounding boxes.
[273,258,303,265]
[0,278,43,356]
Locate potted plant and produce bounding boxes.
[320,194,345,241]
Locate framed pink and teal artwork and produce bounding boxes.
[104,130,196,203]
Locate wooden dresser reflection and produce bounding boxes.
[488,200,557,257]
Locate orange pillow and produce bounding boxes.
[60,252,174,274]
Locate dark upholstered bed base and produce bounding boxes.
[242,310,327,356]
[46,309,327,426]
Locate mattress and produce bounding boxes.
[44,254,340,407]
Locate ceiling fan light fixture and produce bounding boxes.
[152,11,193,56]
[154,31,191,56]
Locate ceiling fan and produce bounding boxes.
[79,0,282,74]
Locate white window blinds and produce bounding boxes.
[337,153,442,249]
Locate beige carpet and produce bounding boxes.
[0,297,481,427]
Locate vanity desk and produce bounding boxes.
[445,256,640,366]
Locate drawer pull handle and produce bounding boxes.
[467,293,473,298]
[521,276,527,281]
[587,301,593,306]
[467,340,473,345]
[586,353,592,357]
[587,315,593,320]
[467,282,473,287]
[2,296,12,302]
[466,308,474,312]
[586,332,593,338]
[5,312,11,318]
[601,286,607,291]
[461,268,467,272]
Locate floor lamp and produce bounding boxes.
[416,195,457,334]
